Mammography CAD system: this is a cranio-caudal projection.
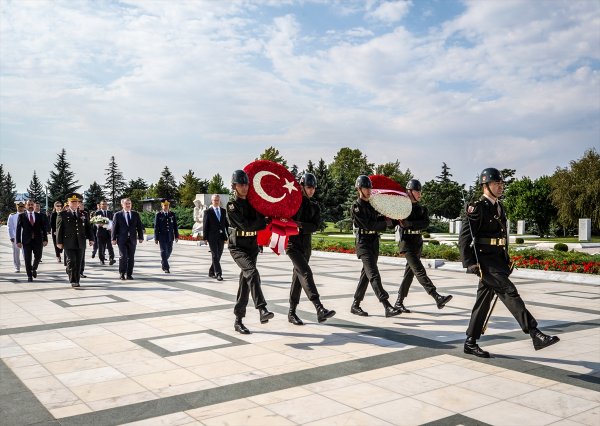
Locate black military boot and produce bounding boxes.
[432,291,453,309]
[288,305,304,326]
[315,304,336,323]
[394,296,411,313]
[350,300,368,316]
[530,328,560,351]
[464,337,490,358]
[234,317,250,334]
[383,300,402,318]
[259,307,274,324]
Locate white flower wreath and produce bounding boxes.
[370,189,412,220]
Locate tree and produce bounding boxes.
[123,178,149,211]
[27,171,45,203]
[436,162,453,183]
[329,147,374,190]
[375,160,413,187]
[0,165,17,221]
[155,166,178,201]
[47,149,80,203]
[311,158,338,223]
[84,181,105,211]
[258,146,287,167]
[178,170,208,207]
[289,164,299,180]
[550,148,600,232]
[207,173,229,194]
[504,176,556,236]
[421,163,464,219]
[104,156,126,209]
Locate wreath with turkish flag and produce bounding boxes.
[243,160,302,254]
[369,174,413,220]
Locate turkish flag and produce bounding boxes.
[244,160,302,254]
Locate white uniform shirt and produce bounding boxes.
[7,212,20,240]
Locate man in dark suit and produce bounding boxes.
[94,200,115,265]
[203,194,229,281]
[56,194,93,287]
[16,200,48,282]
[154,199,179,273]
[111,197,144,280]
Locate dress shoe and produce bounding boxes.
[316,304,336,323]
[27,277,33,282]
[57,257,61,263]
[432,292,453,309]
[91,253,95,259]
[39,259,43,263]
[120,274,126,280]
[530,328,560,351]
[259,307,274,324]
[208,273,216,278]
[350,300,368,316]
[464,337,490,358]
[101,260,105,265]
[165,269,170,274]
[32,270,37,278]
[234,318,250,334]
[80,274,87,278]
[383,300,402,318]
[288,306,304,326]
[71,282,80,288]
[127,275,133,280]
[216,275,223,281]
[15,269,20,273]
[394,297,411,313]
[109,259,116,265]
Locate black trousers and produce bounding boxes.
[467,271,538,340]
[51,234,63,258]
[287,245,320,306]
[22,241,43,278]
[229,245,267,318]
[91,229,98,256]
[117,240,136,276]
[97,233,114,262]
[354,249,389,303]
[208,237,225,276]
[398,245,436,299]
[64,248,85,283]
[159,240,173,270]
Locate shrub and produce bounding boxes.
[428,239,440,245]
[515,237,524,244]
[554,243,569,252]
[422,231,431,238]
[427,218,449,233]
[335,218,353,232]
[421,243,461,261]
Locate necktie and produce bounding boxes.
[215,207,220,221]
[126,211,131,225]
[29,212,34,225]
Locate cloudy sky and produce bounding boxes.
[1,0,598,192]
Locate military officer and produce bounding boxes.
[460,167,560,357]
[286,173,336,325]
[226,169,274,334]
[154,199,179,273]
[394,179,452,312]
[351,175,401,318]
[56,193,93,287]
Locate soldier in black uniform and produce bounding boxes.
[286,173,336,325]
[227,170,274,334]
[460,168,560,357]
[56,193,93,288]
[154,199,179,273]
[351,175,401,318]
[394,179,452,313]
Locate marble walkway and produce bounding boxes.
[1,239,599,425]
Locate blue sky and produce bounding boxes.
[1,0,598,192]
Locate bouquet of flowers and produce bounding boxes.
[369,175,413,220]
[90,215,110,227]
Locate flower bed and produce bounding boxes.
[511,254,600,274]
[178,235,202,241]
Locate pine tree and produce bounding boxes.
[47,149,81,204]
[27,171,45,203]
[155,166,178,201]
[84,181,105,211]
[178,170,208,207]
[257,146,288,167]
[289,164,299,180]
[104,156,126,209]
[0,165,17,221]
[207,173,229,194]
[436,162,453,183]
[123,178,149,211]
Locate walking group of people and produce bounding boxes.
[5,166,560,357]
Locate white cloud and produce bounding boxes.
[367,1,411,23]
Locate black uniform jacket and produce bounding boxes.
[56,209,92,250]
[154,211,179,243]
[226,197,267,249]
[398,202,429,253]
[352,198,387,257]
[459,196,510,274]
[288,196,320,252]
[16,212,48,245]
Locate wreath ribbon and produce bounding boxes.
[257,218,299,255]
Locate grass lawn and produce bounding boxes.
[531,236,600,243]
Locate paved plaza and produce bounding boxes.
[1,238,599,426]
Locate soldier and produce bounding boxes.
[154,199,179,273]
[350,175,401,318]
[7,201,25,273]
[16,200,48,282]
[56,193,93,287]
[94,200,116,265]
[460,168,560,357]
[394,179,452,312]
[226,169,274,334]
[286,173,336,325]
